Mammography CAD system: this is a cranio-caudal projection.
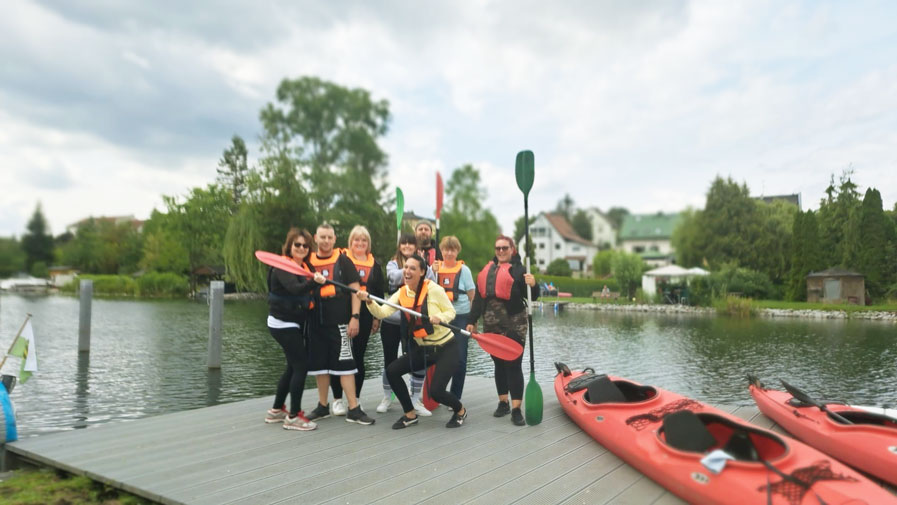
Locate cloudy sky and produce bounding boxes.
[3,0,896,238]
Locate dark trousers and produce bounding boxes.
[387,337,462,413]
[269,326,308,416]
[332,318,372,399]
[492,331,525,401]
[381,322,425,387]
[448,313,469,399]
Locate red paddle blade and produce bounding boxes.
[471,332,524,361]
[254,250,313,277]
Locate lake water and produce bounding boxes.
[1,293,895,438]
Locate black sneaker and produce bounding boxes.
[346,405,375,425]
[446,408,468,428]
[306,402,331,421]
[392,415,419,430]
[511,407,526,426]
[493,401,510,417]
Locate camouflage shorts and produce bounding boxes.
[482,299,528,345]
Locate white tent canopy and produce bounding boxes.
[641,265,710,296]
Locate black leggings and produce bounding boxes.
[381,322,425,383]
[269,326,308,416]
[332,318,372,399]
[492,332,525,401]
[387,338,461,413]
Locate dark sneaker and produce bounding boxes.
[346,405,375,425]
[446,408,468,428]
[306,402,331,421]
[392,415,419,430]
[493,401,510,417]
[511,407,526,426]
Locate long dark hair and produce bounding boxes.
[393,233,417,268]
[405,254,429,330]
[282,228,313,258]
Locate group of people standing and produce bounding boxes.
[265,220,539,432]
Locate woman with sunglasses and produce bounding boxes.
[358,254,467,429]
[466,235,539,426]
[375,233,436,415]
[264,228,325,431]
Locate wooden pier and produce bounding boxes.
[4,376,895,504]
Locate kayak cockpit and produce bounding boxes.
[824,410,897,428]
[568,373,657,405]
[659,410,788,462]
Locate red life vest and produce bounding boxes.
[398,279,434,338]
[437,260,464,302]
[421,247,437,266]
[347,252,375,291]
[308,251,342,298]
[476,262,514,301]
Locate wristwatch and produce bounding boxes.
[350,313,360,320]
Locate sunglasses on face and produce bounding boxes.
[292,242,309,249]
[494,246,511,252]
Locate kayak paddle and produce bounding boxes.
[781,379,853,425]
[435,171,443,246]
[516,149,542,425]
[255,251,523,361]
[396,186,404,245]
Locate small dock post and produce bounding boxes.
[78,279,92,352]
[207,281,224,369]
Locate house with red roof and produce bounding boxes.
[519,212,598,274]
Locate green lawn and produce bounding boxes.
[0,468,153,505]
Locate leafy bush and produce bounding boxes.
[137,272,189,297]
[62,275,138,295]
[689,264,774,306]
[545,258,572,277]
[536,274,619,297]
[713,295,755,317]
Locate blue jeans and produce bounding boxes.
[448,313,469,399]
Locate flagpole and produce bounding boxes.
[0,313,32,371]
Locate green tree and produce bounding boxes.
[259,76,391,218]
[545,258,572,277]
[611,251,645,298]
[0,237,25,277]
[163,185,233,291]
[441,164,501,272]
[605,207,629,234]
[140,210,190,274]
[786,210,823,301]
[21,203,54,272]
[817,170,861,267]
[854,188,895,298]
[59,219,143,274]
[217,135,249,211]
[591,249,616,278]
[671,208,702,267]
[555,193,575,221]
[571,209,593,241]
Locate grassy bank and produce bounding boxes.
[752,300,897,313]
[58,273,190,298]
[0,467,152,505]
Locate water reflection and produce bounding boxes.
[1,292,895,438]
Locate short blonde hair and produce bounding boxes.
[439,235,461,252]
[347,225,372,254]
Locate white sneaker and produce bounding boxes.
[412,399,433,417]
[376,395,392,413]
[331,398,348,416]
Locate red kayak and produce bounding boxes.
[554,363,897,505]
[749,375,897,486]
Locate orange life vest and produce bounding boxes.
[398,279,434,338]
[476,261,514,300]
[437,260,464,302]
[347,252,375,291]
[308,251,342,298]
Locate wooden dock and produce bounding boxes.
[3,376,894,504]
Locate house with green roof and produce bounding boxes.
[618,212,681,267]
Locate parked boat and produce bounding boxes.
[554,362,897,505]
[748,375,897,486]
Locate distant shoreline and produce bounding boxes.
[541,301,897,322]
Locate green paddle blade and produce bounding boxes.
[395,187,404,231]
[524,370,543,425]
[515,150,534,196]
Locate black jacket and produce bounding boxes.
[468,254,540,324]
[267,266,317,323]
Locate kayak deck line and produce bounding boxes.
[3,375,894,505]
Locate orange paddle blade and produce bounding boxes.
[254,250,313,277]
[470,332,524,361]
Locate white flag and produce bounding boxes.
[9,319,38,383]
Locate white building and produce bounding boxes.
[584,208,617,249]
[520,213,598,274]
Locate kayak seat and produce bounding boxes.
[585,376,626,404]
[661,410,717,453]
[723,430,759,461]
